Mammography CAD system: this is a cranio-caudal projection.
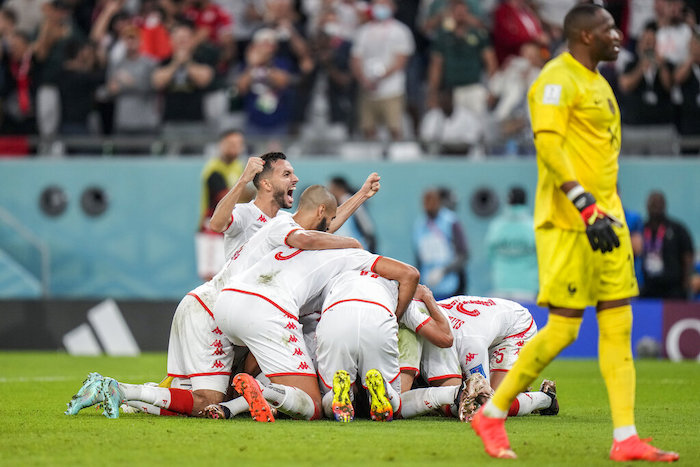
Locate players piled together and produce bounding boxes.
[65,4,679,463]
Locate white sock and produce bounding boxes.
[482,399,508,419]
[219,397,250,418]
[127,400,162,415]
[321,385,356,418]
[262,383,317,420]
[400,386,459,418]
[255,374,271,386]
[512,391,552,416]
[613,425,638,441]
[384,381,401,414]
[118,383,172,409]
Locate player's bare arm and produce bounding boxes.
[328,172,380,233]
[413,284,453,348]
[372,257,419,320]
[287,229,362,250]
[210,157,264,232]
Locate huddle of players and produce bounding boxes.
[65,152,557,422]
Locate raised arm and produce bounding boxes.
[209,157,264,232]
[286,230,362,250]
[328,173,380,233]
[372,257,420,320]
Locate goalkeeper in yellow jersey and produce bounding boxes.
[471,3,678,463]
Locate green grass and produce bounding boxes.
[0,352,697,466]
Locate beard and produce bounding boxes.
[272,188,289,209]
[315,217,328,232]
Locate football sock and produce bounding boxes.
[613,426,638,442]
[118,384,193,415]
[384,380,401,414]
[219,397,250,418]
[598,304,636,433]
[262,383,318,420]
[485,314,582,418]
[399,386,459,418]
[255,374,271,386]
[508,392,553,416]
[126,400,179,416]
[321,385,356,418]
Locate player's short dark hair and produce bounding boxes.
[218,128,243,141]
[253,152,287,189]
[563,3,605,43]
[508,186,526,205]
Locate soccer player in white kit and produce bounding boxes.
[315,270,403,422]
[212,245,419,422]
[399,295,559,420]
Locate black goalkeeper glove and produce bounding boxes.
[571,191,622,253]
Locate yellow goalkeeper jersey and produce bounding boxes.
[528,52,623,231]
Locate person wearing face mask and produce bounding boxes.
[640,190,695,299]
[350,0,414,140]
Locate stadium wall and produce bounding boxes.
[1,298,698,361]
[0,158,698,299]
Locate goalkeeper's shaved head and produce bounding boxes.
[298,185,337,213]
[564,3,605,44]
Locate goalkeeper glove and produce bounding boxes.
[569,189,622,253]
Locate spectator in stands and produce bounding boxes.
[486,41,543,155]
[426,0,497,122]
[222,0,265,60]
[640,190,695,299]
[312,7,355,133]
[152,20,216,134]
[134,0,172,61]
[484,186,538,302]
[530,0,576,50]
[351,0,414,140]
[673,27,700,148]
[422,0,486,38]
[328,175,377,253]
[0,30,38,134]
[419,86,482,155]
[236,27,294,137]
[182,0,234,66]
[618,22,674,125]
[0,8,16,45]
[58,39,104,135]
[413,187,469,300]
[491,0,549,65]
[106,25,159,135]
[261,0,315,134]
[3,0,47,37]
[90,0,132,68]
[656,0,693,67]
[34,0,81,138]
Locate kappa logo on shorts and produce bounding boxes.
[292,348,304,356]
[288,334,298,343]
[212,327,223,335]
[567,282,577,295]
[297,362,310,370]
[465,352,478,363]
[212,360,225,369]
[212,347,225,356]
[284,322,297,330]
[258,215,267,223]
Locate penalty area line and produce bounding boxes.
[0,375,157,383]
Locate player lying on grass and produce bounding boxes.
[64,185,375,418]
[397,294,558,421]
[208,241,419,422]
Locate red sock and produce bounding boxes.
[168,388,194,415]
[159,408,181,416]
[508,399,520,417]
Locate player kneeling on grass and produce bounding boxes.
[208,242,419,422]
[398,293,558,421]
[315,270,408,422]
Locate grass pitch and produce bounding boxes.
[0,352,697,466]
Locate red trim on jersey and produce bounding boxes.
[370,256,383,273]
[221,288,298,321]
[490,369,509,373]
[427,374,462,382]
[224,213,234,231]
[283,228,302,248]
[414,316,432,333]
[186,292,214,319]
[388,372,401,384]
[167,372,231,378]
[400,367,419,373]
[317,372,333,389]
[322,298,393,317]
[266,371,317,378]
[505,317,534,339]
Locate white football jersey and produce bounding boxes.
[222,201,292,260]
[224,247,380,318]
[190,213,302,310]
[401,299,441,332]
[322,270,399,317]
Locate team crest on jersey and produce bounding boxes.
[469,364,486,378]
[567,282,577,295]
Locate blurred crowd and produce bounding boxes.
[0,0,699,155]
